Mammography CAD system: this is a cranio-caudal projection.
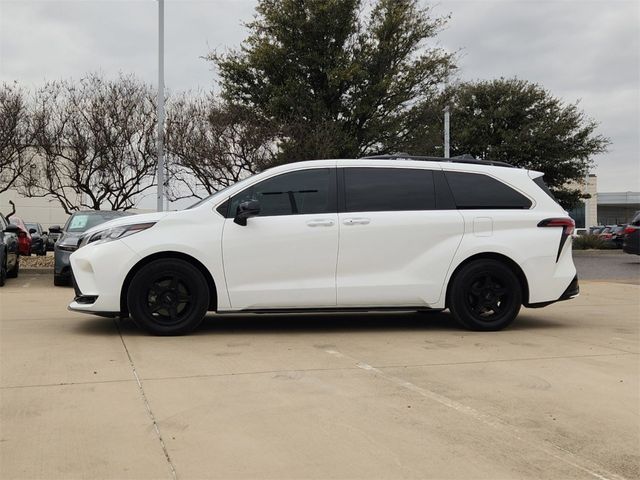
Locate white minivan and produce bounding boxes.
[69,155,578,335]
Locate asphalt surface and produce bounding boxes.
[574,250,640,284]
[1,272,638,479]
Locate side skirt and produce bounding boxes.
[216,306,442,315]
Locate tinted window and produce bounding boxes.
[444,172,532,209]
[344,168,435,212]
[228,169,335,217]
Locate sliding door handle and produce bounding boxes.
[343,218,371,225]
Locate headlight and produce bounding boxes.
[79,222,156,248]
[57,239,79,252]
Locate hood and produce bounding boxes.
[81,211,171,237]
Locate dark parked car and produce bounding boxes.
[46,227,61,251]
[51,210,132,286]
[608,225,627,249]
[25,222,48,256]
[8,216,32,256]
[623,212,640,255]
[0,213,20,285]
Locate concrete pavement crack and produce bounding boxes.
[115,319,178,480]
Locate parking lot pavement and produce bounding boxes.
[574,250,640,284]
[1,275,638,480]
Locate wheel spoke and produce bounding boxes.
[489,300,501,313]
[150,303,164,313]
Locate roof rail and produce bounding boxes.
[359,152,514,168]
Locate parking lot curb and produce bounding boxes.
[21,268,54,274]
[572,249,623,256]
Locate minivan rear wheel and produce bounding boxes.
[448,259,522,331]
[127,259,209,336]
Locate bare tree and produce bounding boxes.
[0,82,32,194]
[20,74,158,213]
[166,94,278,200]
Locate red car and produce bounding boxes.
[8,216,32,256]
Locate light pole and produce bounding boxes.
[156,0,165,212]
[443,105,450,159]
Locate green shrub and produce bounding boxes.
[573,234,607,250]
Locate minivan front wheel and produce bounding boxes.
[127,259,209,335]
[448,259,522,331]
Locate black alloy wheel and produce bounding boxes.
[127,259,209,335]
[146,275,193,326]
[448,259,522,331]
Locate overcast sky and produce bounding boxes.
[1,0,638,193]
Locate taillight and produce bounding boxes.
[624,226,635,235]
[538,217,575,262]
[538,218,575,235]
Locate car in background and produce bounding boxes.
[608,225,627,249]
[588,226,605,235]
[0,213,20,285]
[597,225,615,239]
[623,211,640,255]
[8,217,32,256]
[25,222,48,256]
[51,210,132,286]
[46,227,62,251]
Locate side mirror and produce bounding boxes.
[234,200,261,226]
[29,228,37,234]
[3,224,20,234]
[49,225,61,233]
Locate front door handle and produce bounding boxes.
[306,219,335,227]
[343,218,371,225]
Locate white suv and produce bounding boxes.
[69,156,578,335]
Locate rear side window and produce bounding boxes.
[444,172,532,209]
[228,168,335,217]
[344,168,435,212]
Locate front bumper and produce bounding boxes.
[68,239,140,315]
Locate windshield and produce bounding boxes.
[186,176,256,210]
[64,212,128,233]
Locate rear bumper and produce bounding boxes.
[526,275,579,308]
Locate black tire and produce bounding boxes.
[448,259,522,331]
[127,259,209,336]
[54,274,69,286]
[6,255,19,278]
[0,252,6,287]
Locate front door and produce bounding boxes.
[222,168,339,310]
